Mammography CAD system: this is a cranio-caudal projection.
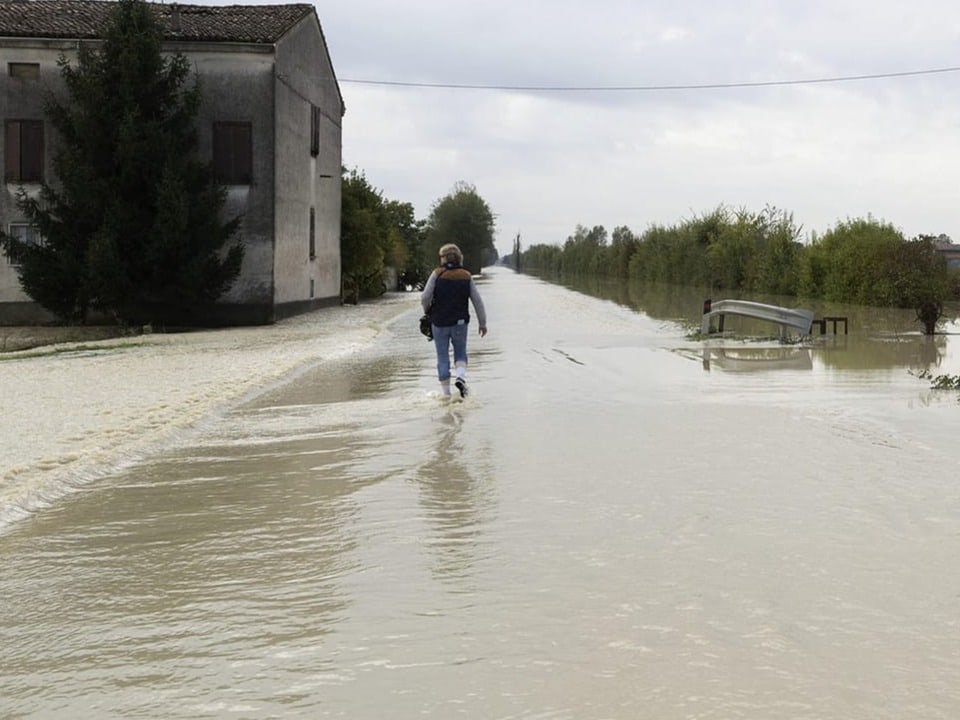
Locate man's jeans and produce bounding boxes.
[432,322,468,381]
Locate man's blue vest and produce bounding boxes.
[431,264,473,327]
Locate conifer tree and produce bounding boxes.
[1,0,242,325]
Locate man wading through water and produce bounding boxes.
[420,244,488,398]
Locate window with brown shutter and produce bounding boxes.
[5,120,44,183]
[212,121,252,185]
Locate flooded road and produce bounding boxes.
[2,268,960,718]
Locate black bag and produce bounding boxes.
[420,268,446,340]
[419,314,433,340]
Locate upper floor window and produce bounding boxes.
[309,207,316,259]
[5,119,44,183]
[8,63,40,80]
[310,105,321,157]
[5,223,42,265]
[212,121,252,185]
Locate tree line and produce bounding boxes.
[519,206,960,333]
[340,174,497,303]
[0,0,497,326]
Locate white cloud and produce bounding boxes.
[196,0,960,254]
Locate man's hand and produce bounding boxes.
[478,326,487,338]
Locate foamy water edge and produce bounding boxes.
[0,295,418,530]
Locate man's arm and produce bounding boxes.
[470,281,487,334]
[421,271,437,314]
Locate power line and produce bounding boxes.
[340,65,960,92]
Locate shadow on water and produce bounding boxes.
[530,270,960,375]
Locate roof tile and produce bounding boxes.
[0,1,315,44]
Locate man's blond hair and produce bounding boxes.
[438,243,463,264]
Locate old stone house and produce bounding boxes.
[0,1,343,324]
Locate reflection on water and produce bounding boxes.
[544,271,959,375]
[702,345,813,372]
[415,408,497,589]
[552,270,960,334]
[818,332,948,370]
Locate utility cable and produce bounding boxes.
[339,65,960,92]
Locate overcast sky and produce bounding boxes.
[272,2,960,255]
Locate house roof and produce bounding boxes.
[0,1,316,44]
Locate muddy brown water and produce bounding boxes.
[2,268,960,718]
